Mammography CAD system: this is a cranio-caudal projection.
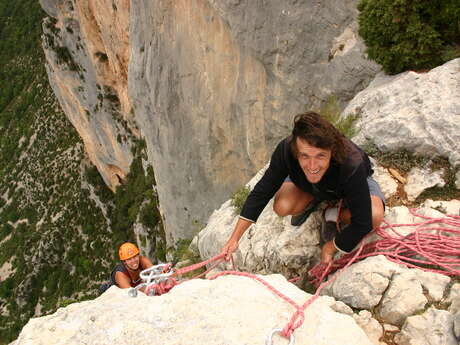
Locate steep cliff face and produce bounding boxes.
[40,0,134,190]
[0,2,167,341]
[129,0,380,241]
[41,0,380,242]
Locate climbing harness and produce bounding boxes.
[129,208,460,345]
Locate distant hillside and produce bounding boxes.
[0,1,164,343]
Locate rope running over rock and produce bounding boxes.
[145,209,460,340]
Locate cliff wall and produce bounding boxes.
[40,0,134,190]
[40,0,380,242]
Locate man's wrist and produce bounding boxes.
[332,238,350,254]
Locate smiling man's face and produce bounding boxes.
[295,137,332,183]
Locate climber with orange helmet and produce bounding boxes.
[113,242,154,289]
[99,242,154,294]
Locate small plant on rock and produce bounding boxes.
[231,186,250,215]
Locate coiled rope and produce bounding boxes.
[141,208,460,342]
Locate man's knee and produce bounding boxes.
[273,198,292,217]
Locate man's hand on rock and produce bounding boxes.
[320,240,337,263]
[220,239,239,261]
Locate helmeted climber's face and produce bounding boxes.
[124,254,140,271]
[296,137,332,184]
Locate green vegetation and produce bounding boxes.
[231,186,251,215]
[0,2,164,343]
[358,0,460,74]
[87,140,166,262]
[318,96,359,138]
[416,164,460,202]
[170,239,195,263]
[363,141,429,174]
[363,141,460,202]
[168,239,204,279]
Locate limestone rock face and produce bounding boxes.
[378,271,428,326]
[128,0,380,241]
[196,164,323,276]
[344,58,460,168]
[448,283,460,314]
[196,164,457,281]
[13,275,373,345]
[394,307,458,345]
[40,0,135,190]
[404,167,445,201]
[371,164,399,199]
[323,255,404,310]
[353,310,384,345]
[196,173,458,334]
[198,197,322,277]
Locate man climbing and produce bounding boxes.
[99,242,154,293]
[220,111,385,263]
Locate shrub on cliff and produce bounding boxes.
[358,0,460,74]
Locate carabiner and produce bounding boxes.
[140,263,174,283]
[265,328,295,345]
[128,263,175,298]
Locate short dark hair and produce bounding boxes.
[290,111,348,164]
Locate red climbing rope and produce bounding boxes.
[144,253,232,296]
[309,209,460,287]
[279,209,460,338]
[142,208,460,341]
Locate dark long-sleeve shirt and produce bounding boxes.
[240,136,373,252]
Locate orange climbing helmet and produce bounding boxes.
[118,242,139,261]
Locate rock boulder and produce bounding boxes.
[13,275,373,345]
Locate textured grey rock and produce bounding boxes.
[196,164,319,277]
[13,275,374,345]
[353,310,383,345]
[196,195,322,277]
[40,1,134,191]
[454,312,460,339]
[456,170,460,190]
[412,270,450,302]
[404,167,445,201]
[421,200,460,217]
[331,301,354,315]
[447,283,460,314]
[38,0,63,18]
[320,256,452,327]
[128,0,380,241]
[394,307,458,345]
[371,164,398,199]
[322,256,404,309]
[379,271,427,326]
[344,58,460,168]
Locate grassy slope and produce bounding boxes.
[0,1,164,343]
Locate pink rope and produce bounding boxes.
[310,209,460,286]
[145,209,460,340]
[144,254,233,295]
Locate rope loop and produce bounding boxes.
[132,208,460,343]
